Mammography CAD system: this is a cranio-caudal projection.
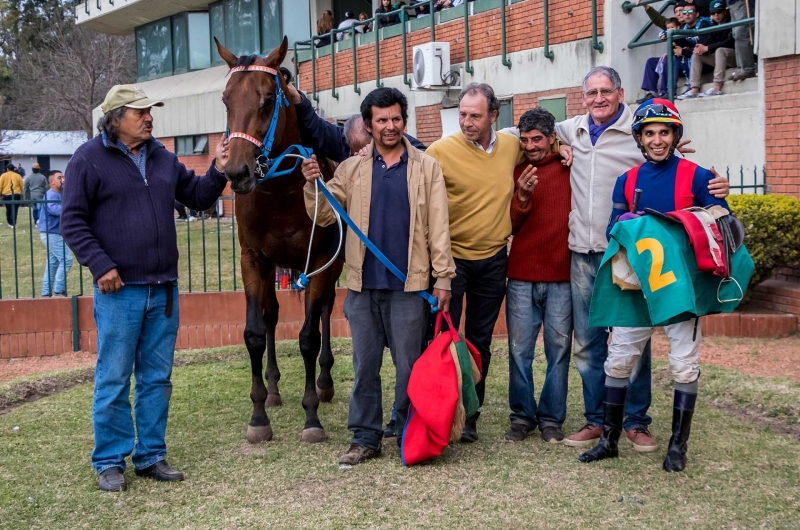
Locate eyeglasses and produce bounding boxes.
[584,87,618,99]
[681,9,696,14]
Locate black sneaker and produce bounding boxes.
[460,416,478,443]
[383,420,396,439]
[504,423,533,442]
[98,467,127,492]
[540,425,565,444]
[636,91,658,104]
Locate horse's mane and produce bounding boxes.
[234,55,262,69]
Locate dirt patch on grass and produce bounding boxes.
[0,351,97,382]
[712,401,800,441]
[0,368,94,415]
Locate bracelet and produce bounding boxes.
[214,161,225,173]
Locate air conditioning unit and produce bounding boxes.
[412,42,451,90]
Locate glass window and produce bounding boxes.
[136,18,173,81]
[494,98,514,131]
[172,14,189,74]
[260,0,282,53]
[210,1,225,65]
[224,0,260,57]
[188,12,211,70]
[539,97,567,123]
[176,135,210,156]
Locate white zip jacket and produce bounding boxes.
[556,104,645,254]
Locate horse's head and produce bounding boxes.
[217,37,290,194]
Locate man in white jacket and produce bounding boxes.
[556,66,729,451]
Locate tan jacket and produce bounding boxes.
[303,137,456,292]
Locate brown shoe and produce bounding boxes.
[730,69,756,82]
[338,443,381,465]
[563,424,602,448]
[626,427,658,453]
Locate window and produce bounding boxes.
[494,98,514,131]
[260,0,283,53]
[172,14,189,74]
[176,135,210,156]
[210,1,225,65]
[136,18,173,81]
[538,97,567,123]
[224,0,260,57]
[188,13,211,70]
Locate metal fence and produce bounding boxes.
[0,167,766,300]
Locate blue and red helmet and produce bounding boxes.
[632,98,684,160]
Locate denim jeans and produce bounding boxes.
[506,280,572,429]
[448,247,508,410]
[39,232,73,296]
[31,202,41,224]
[344,289,427,450]
[91,283,179,474]
[571,252,652,430]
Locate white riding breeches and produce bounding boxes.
[605,319,701,384]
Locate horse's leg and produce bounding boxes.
[263,277,283,408]
[299,273,330,443]
[241,248,273,443]
[315,277,337,403]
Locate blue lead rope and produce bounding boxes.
[299,176,439,313]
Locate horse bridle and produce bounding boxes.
[225,63,311,185]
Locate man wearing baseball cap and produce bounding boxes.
[61,85,230,492]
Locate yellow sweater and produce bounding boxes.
[426,132,519,260]
[0,171,24,196]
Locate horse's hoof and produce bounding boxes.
[316,385,334,403]
[266,393,282,407]
[246,424,273,444]
[301,427,328,443]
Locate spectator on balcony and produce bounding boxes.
[1,162,24,227]
[358,12,371,32]
[677,0,736,99]
[727,0,756,81]
[337,11,363,40]
[38,171,73,297]
[412,0,431,16]
[637,0,686,29]
[376,0,401,28]
[24,163,49,224]
[315,10,334,48]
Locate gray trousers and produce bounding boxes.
[730,0,756,74]
[690,48,737,89]
[344,289,427,450]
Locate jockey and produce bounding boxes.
[579,99,728,472]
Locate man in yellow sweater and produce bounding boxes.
[1,163,25,227]
[426,83,520,442]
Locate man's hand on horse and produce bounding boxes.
[214,137,229,172]
[708,167,730,199]
[433,288,451,313]
[285,82,303,105]
[516,165,538,206]
[301,155,322,183]
[97,268,124,295]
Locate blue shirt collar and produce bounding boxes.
[373,147,408,164]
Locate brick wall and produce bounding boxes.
[298,0,604,92]
[415,104,444,146]
[764,55,800,198]
[163,132,235,217]
[512,87,585,122]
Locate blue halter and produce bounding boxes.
[225,63,310,184]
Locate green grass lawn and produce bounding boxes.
[1,342,799,528]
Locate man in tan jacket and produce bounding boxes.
[301,87,455,466]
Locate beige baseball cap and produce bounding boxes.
[100,84,164,114]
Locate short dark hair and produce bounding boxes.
[517,108,556,137]
[47,170,62,180]
[360,87,408,127]
[279,66,293,84]
[459,82,500,116]
[666,17,680,26]
[6,163,15,171]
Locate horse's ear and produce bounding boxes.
[266,36,289,67]
[215,37,238,69]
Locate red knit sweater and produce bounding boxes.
[508,154,572,283]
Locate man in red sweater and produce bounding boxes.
[504,108,573,443]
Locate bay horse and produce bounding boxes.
[217,37,342,444]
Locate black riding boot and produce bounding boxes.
[579,385,626,463]
[663,389,696,472]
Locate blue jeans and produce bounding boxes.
[507,280,573,429]
[39,232,73,296]
[31,202,41,224]
[91,283,180,474]
[571,252,652,430]
[343,289,427,450]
